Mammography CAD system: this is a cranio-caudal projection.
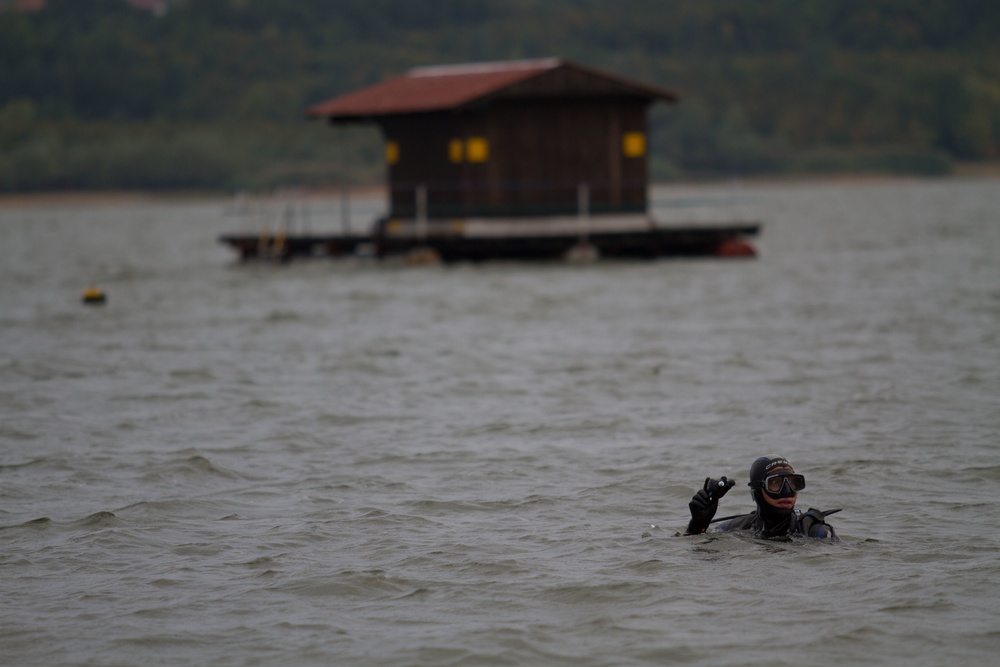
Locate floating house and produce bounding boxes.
[220,58,759,261]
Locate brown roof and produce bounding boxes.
[306,58,677,121]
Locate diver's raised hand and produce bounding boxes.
[686,476,735,534]
[689,477,733,519]
[704,476,735,502]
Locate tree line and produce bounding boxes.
[2,0,998,191]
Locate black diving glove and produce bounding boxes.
[686,476,735,534]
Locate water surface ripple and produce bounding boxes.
[2,179,999,666]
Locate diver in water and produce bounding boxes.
[684,456,839,539]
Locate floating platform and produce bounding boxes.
[219,214,760,263]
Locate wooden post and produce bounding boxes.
[577,181,590,243]
[339,126,350,234]
[416,184,428,241]
[340,183,350,234]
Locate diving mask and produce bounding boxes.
[762,473,805,496]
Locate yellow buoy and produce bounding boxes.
[81,286,106,305]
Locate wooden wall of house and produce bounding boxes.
[380,98,650,219]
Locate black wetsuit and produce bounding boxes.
[713,508,838,540]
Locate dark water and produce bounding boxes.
[2,179,999,666]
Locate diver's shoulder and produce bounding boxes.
[798,507,841,539]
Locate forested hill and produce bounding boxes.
[2,0,999,192]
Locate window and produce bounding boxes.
[622,132,646,158]
[448,138,464,163]
[466,137,489,163]
[385,140,399,165]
